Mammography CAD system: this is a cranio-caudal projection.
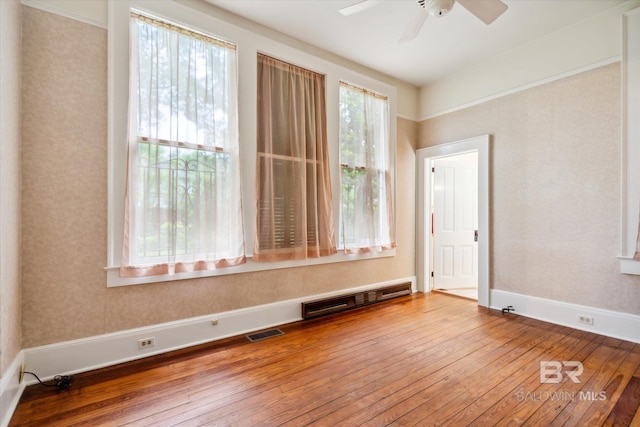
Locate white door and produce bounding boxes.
[432,153,478,290]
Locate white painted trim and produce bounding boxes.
[0,351,25,427]
[618,256,640,275]
[416,136,490,307]
[490,289,640,344]
[23,277,416,382]
[397,113,418,122]
[419,57,620,121]
[106,250,395,287]
[620,6,640,275]
[21,0,107,29]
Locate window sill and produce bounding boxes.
[105,249,396,287]
[618,256,640,275]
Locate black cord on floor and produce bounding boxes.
[24,371,73,392]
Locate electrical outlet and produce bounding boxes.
[578,315,594,325]
[138,337,155,349]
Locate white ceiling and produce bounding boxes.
[206,0,625,87]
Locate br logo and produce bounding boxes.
[540,361,584,384]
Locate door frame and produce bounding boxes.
[416,135,490,307]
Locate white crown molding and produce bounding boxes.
[21,0,107,29]
[397,113,419,122]
[419,57,621,122]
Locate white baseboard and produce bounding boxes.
[0,351,25,427]
[23,277,416,383]
[490,289,640,344]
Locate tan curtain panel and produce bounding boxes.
[120,13,245,277]
[254,54,336,261]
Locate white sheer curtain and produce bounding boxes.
[254,54,336,262]
[120,12,245,277]
[339,82,395,253]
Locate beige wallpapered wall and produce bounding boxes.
[20,6,417,348]
[420,62,640,315]
[0,0,23,374]
[21,2,638,350]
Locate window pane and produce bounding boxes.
[121,13,244,277]
[135,16,234,148]
[254,54,336,261]
[339,83,394,252]
[136,142,233,259]
[257,156,300,250]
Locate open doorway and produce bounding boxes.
[416,135,490,307]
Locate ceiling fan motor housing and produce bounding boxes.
[421,0,455,17]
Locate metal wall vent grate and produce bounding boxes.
[246,328,284,342]
[301,282,412,320]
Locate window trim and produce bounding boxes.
[107,0,397,287]
[619,7,640,274]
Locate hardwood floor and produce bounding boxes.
[10,293,640,426]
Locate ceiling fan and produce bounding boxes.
[339,0,508,42]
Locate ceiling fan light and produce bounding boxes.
[426,0,455,17]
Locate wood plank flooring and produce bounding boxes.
[10,293,640,426]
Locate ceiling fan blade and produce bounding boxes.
[399,7,428,43]
[339,0,381,16]
[456,0,508,25]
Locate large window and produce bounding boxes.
[254,54,336,262]
[108,1,397,286]
[339,82,395,253]
[120,12,245,277]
